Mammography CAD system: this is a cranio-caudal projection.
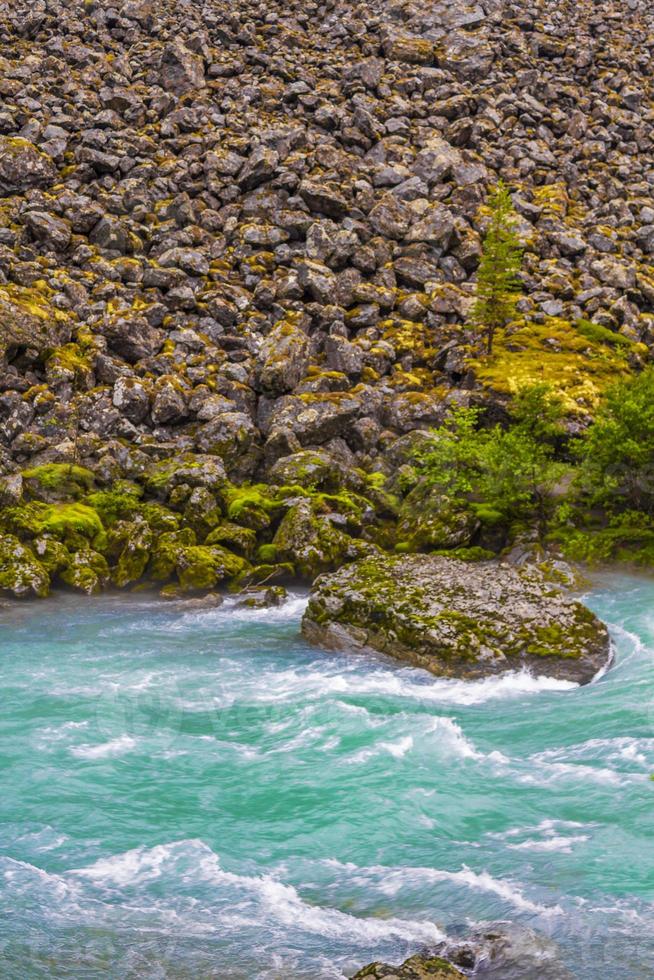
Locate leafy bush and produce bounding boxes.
[415,386,567,541]
[577,367,654,513]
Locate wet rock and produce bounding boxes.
[303,555,611,683]
[232,585,288,609]
[351,955,464,979]
[351,922,574,979]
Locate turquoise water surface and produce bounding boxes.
[1,574,653,978]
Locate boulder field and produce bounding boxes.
[0,0,653,600]
[302,554,611,683]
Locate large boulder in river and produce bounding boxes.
[302,555,610,684]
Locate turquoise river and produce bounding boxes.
[1,573,653,978]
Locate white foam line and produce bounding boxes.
[70,735,136,760]
[67,840,447,946]
[322,858,561,916]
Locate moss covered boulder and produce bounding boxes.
[175,544,249,592]
[0,534,49,598]
[397,480,479,551]
[109,517,153,588]
[21,463,95,503]
[302,555,610,684]
[351,955,465,979]
[59,548,109,595]
[0,283,73,358]
[273,498,377,579]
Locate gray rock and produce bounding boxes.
[151,379,187,426]
[0,138,57,196]
[299,179,349,219]
[24,211,71,251]
[256,315,310,395]
[238,146,279,191]
[303,554,611,684]
[112,377,150,424]
[160,38,205,95]
[157,247,210,276]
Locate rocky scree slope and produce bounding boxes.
[0,0,653,596]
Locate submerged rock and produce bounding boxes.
[351,922,574,980]
[302,555,610,684]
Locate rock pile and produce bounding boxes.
[0,0,652,594]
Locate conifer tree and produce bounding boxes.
[472,181,523,355]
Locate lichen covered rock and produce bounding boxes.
[0,137,57,195]
[0,534,49,598]
[303,554,610,683]
[273,497,376,579]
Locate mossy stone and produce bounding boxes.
[59,548,109,595]
[175,545,249,592]
[0,534,50,598]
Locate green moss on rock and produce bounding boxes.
[302,554,610,684]
[0,534,50,598]
[22,463,95,502]
[175,544,249,592]
[59,548,109,595]
[205,522,258,557]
